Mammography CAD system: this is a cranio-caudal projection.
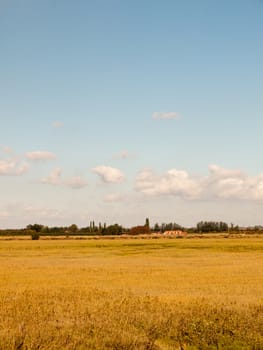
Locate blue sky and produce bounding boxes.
[1,0,263,228]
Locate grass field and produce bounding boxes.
[0,237,262,349]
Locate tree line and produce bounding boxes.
[0,219,262,237]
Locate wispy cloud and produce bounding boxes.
[41,168,62,185]
[0,147,29,176]
[41,168,87,189]
[1,146,14,155]
[52,121,64,128]
[152,112,179,120]
[64,176,88,189]
[114,150,136,160]
[92,165,125,184]
[0,159,29,176]
[26,151,57,161]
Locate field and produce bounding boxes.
[0,237,262,349]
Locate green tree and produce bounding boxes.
[68,224,78,233]
[26,224,44,232]
[153,223,160,232]
[104,224,122,236]
[196,221,228,233]
[31,232,40,240]
[145,218,150,229]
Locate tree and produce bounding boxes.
[103,224,122,236]
[68,224,78,233]
[153,223,160,232]
[145,218,150,229]
[196,221,228,233]
[31,232,40,240]
[26,224,44,232]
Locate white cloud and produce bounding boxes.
[26,151,56,161]
[64,176,88,189]
[135,168,201,199]
[0,159,29,176]
[152,112,179,120]
[203,165,248,200]
[0,148,29,176]
[92,165,125,184]
[41,168,62,185]
[135,165,263,201]
[203,165,263,201]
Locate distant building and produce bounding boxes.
[163,230,187,238]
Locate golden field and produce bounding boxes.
[0,237,262,349]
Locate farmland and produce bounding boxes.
[0,237,262,349]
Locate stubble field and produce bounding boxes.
[0,237,262,349]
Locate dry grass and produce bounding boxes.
[0,238,262,349]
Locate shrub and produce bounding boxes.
[31,232,40,240]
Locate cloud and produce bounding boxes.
[26,151,57,161]
[203,165,263,201]
[135,168,201,199]
[135,165,263,201]
[0,159,29,176]
[64,176,88,189]
[52,121,64,128]
[41,168,62,185]
[114,150,136,160]
[203,165,248,200]
[152,112,179,120]
[92,165,125,184]
[41,168,87,189]
[0,148,29,176]
[1,146,14,155]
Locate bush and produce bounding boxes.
[31,232,40,240]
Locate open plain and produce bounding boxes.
[0,237,262,349]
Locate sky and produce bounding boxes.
[1,0,263,229]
